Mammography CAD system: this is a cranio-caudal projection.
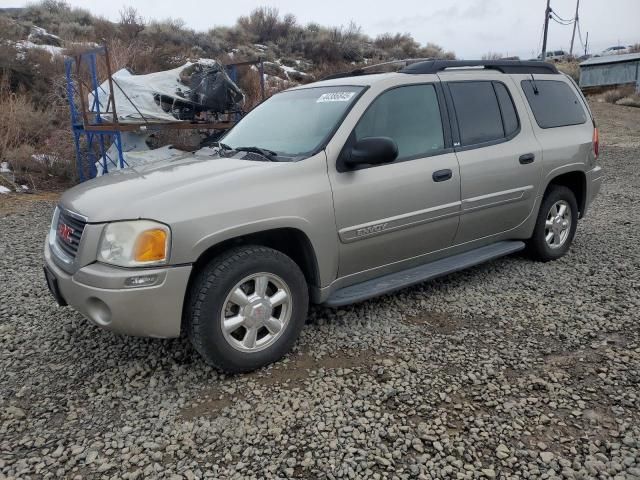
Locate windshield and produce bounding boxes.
[221,85,364,159]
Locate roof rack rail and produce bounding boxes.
[399,60,559,75]
[322,58,434,80]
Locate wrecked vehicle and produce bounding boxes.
[45,60,602,373]
[92,59,244,123]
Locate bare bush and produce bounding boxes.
[0,75,75,185]
[602,86,636,104]
[375,33,421,58]
[556,62,580,82]
[237,7,297,44]
[421,43,455,60]
[0,15,27,41]
[482,52,503,60]
[616,94,640,108]
[119,6,145,41]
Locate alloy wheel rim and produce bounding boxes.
[544,200,572,249]
[220,273,292,352]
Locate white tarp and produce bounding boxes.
[90,63,194,123]
[95,132,190,175]
[89,59,244,123]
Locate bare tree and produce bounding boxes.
[482,52,503,60]
[119,6,145,41]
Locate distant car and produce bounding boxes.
[537,50,568,62]
[595,46,632,57]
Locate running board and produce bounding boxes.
[324,241,525,307]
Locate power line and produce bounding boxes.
[550,12,574,26]
[551,16,574,26]
[549,9,574,23]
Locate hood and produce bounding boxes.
[60,151,281,222]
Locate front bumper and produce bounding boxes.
[584,166,603,217]
[44,237,191,338]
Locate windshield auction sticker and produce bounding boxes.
[317,92,356,103]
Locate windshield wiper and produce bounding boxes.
[214,142,233,151]
[233,146,279,161]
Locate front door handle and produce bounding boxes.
[519,153,535,164]
[432,169,453,182]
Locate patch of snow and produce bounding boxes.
[21,185,29,191]
[280,64,308,79]
[253,44,268,51]
[31,153,59,165]
[15,40,65,58]
[197,58,220,66]
[0,162,10,173]
[0,186,11,194]
[28,26,61,43]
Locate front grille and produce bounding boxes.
[55,209,87,259]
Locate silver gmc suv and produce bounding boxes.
[44,60,603,372]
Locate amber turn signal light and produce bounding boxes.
[133,229,168,263]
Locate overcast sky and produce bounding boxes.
[3,0,639,58]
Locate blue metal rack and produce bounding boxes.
[65,47,126,181]
[65,46,265,182]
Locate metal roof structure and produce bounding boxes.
[579,53,640,67]
[579,53,640,91]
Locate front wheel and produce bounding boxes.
[186,246,308,373]
[527,185,578,261]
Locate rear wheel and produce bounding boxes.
[186,246,308,373]
[527,185,578,261]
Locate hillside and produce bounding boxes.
[0,1,456,190]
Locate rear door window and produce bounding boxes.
[448,81,514,146]
[521,80,587,128]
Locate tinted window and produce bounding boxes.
[494,82,519,136]
[449,81,504,145]
[355,84,444,160]
[521,80,587,128]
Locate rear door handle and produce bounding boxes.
[432,169,453,182]
[519,153,535,164]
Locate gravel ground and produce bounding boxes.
[1,102,639,479]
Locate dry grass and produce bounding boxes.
[616,94,640,108]
[601,86,636,105]
[555,61,580,83]
[0,75,76,188]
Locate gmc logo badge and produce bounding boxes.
[58,223,74,244]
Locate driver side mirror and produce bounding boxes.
[344,137,398,169]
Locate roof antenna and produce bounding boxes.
[530,73,539,95]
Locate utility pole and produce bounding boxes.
[569,0,580,57]
[584,31,589,56]
[541,0,552,60]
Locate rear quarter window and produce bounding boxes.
[521,79,587,129]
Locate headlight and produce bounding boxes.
[98,220,170,267]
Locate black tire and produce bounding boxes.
[186,246,308,373]
[527,185,578,261]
